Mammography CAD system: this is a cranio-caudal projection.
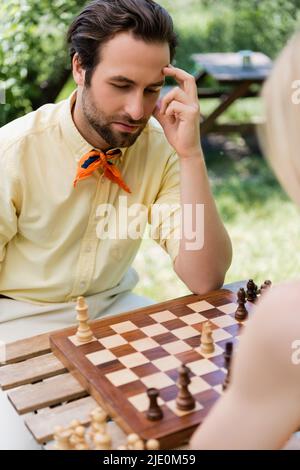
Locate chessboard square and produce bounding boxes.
[161,340,192,355]
[153,355,181,372]
[187,300,215,313]
[180,313,207,325]
[167,400,202,417]
[105,368,138,387]
[187,358,218,376]
[110,321,137,334]
[118,352,149,368]
[140,324,168,337]
[141,372,174,389]
[131,337,159,352]
[213,384,223,395]
[189,376,211,394]
[212,314,237,328]
[99,334,127,349]
[172,326,199,340]
[86,349,116,366]
[150,310,177,323]
[217,303,237,315]
[128,392,164,412]
[213,329,232,342]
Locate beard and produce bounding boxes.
[81,87,148,149]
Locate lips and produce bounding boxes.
[113,122,140,132]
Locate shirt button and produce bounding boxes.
[79,281,86,290]
[85,245,92,253]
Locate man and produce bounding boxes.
[0,0,231,345]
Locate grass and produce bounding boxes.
[132,147,300,302]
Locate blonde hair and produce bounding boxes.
[260,32,300,206]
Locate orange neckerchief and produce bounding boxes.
[73,148,131,193]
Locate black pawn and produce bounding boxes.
[235,288,248,321]
[246,279,258,302]
[146,388,163,421]
[260,280,272,296]
[176,364,195,411]
[223,341,233,391]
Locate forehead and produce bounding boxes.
[95,31,170,84]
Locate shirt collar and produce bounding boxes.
[59,89,127,162]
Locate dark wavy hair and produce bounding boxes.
[67,0,178,85]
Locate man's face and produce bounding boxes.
[80,32,170,149]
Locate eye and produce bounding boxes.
[111,84,130,89]
[145,88,161,94]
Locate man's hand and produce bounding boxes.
[153,65,201,159]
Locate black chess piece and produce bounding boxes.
[223,341,233,391]
[176,364,195,411]
[235,288,248,321]
[146,388,163,421]
[246,279,258,302]
[260,280,272,296]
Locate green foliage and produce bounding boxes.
[158,0,300,73]
[0,0,84,126]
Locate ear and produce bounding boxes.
[72,53,86,87]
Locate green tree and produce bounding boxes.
[0,0,84,126]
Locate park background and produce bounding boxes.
[1,0,300,301]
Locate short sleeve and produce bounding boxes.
[148,151,181,262]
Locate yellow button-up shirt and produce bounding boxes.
[0,92,180,305]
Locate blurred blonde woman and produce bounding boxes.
[190,32,300,450]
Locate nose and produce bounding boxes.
[124,92,145,122]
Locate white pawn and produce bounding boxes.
[54,426,73,450]
[200,321,215,354]
[127,433,140,450]
[93,432,112,450]
[75,296,94,343]
[69,425,88,449]
[90,407,107,434]
[145,438,160,450]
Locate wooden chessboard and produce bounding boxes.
[50,288,255,449]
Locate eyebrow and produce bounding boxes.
[109,75,165,87]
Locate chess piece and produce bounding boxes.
[235,288,248,321]
[75,296,94,343]
[176,364,196,411]
[127,433,143,450]
[54,425,73,450]
[146,388,163,421]
[69,425,89,449]
[200,321,215,354]
[223,341,233,390]
[93,431,112,450]
[246,279,258,302]
[90,407,107,434]
[260,280,272,296]
[145,438,160,450]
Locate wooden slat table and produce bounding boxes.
[0,281,255,450]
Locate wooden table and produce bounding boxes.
[0,281,247,450]
[1,280,299,450]
[191,52,272,136]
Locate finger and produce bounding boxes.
[160,86,193,115]
[165,100,197,119]
[163,66,198,100]
[165,99,200,119]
